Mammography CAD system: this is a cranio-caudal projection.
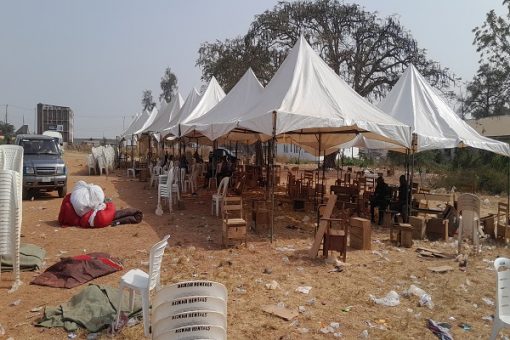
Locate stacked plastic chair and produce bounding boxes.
[151,280,228,340]
[0,145,23,292]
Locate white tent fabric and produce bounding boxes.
[167,77,226,137]
[378,64,510,157]
[183,68,265,142]
[332,134,405,152]
[163,88,202,137]
[135,106,159,135]
[137,94,184,136]
[121,110,151,139]
[234,35,412,153]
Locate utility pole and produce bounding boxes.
[5,104,7,124]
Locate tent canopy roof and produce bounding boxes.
[378,64,510,156]
[137,93,184,135]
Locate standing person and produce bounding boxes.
[397,175,409,220]
[370,176,390,225]
[190,158,201,196]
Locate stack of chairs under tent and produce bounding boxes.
[0,145,23,292]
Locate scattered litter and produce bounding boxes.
[428,265,454,273]
[282,256,290,264]
[330,322,340,329]
[276,246,295,252]
[289,319,299,327]
[302,216,310,223]
[333,332,342,337]
[427,319,453,340]
[295,286,312,294]
[262,304,298,321]
[366,320,387,330]
[416,247,455,259]
[482,315,494,322]
[235,287,247,294]
[372,250,390,262]
[306,298,316,306]
[360,329,369,338]
[87,333,98,340]
[369,290,400,307]
[482,297,495,306]
[405,285,434,309]
[458,322,472,331]
[297,327,309,334]
[328,266,344,273]
[265,280,279,290]
[10,299,21,306]
[30,306,43,312]
[298,306,306,313]
[341,306,352,313]
[0,324,4,336]
[263,267,272,274]
[68,333,77,339]
[320,326,335,334]
[448,316,456,321]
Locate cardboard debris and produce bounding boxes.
[262,304,298,320]
[416,247,455,259]
[428,266,454,273]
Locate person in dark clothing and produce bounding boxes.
[370,176,391,225]
[397,175,409,219]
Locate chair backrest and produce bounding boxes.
[222,196,243,220]
[166,167,175,185]
[152,310,226,338]
[154,296,227,318]
[147,234,171,291]
[457,193,480,237]
[497,203,509,227]
[153,281,228,311]
[494,257,510,319]
[153,325,226,340]
[216,177,230,196]
[0,145,23,173]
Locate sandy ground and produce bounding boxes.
[0,150,509,340]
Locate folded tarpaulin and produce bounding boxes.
[111,208,143,226]
[31,252,122,289]
[36,284,142,332]
[1,243,46,272]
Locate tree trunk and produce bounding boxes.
[255,141,264,166]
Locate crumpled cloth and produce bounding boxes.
[427,319,454,340]
[111,208,143,226]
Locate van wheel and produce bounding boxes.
[58,186,67,198]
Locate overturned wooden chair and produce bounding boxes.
[222,196,247,247]
[497,202,510,243]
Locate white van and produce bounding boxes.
[43,131,64,152]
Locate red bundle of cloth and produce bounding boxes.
[58,194,116,228]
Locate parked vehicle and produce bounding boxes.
[15,134,67,199]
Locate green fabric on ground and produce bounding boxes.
[1,243,46,271]
[36,284,142,332]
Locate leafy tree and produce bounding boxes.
[465,0,510,118]
[197,0,454,99]
[160,67,178,103]
[141,90,156,111]
[0,122,14,143]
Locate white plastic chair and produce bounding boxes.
[157,168,180,214]
[152,281,228,311]
[153,325,226,340]
[0,145,23,292]
[457,193,481,254]
[152,311,226,339]
[211,177,230,216]
[150,165,162,188]
[153,296,227,320]
[115,234,170,337]
[87,154,96,175]
[490,257,510,339]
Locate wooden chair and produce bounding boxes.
[310,194,338,258]
[497,202,510,243]
[222,196,247,247]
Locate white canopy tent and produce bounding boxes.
[121,109,151,140]
[378,64,510,157]
[162,88,202,138]
[183,68,264,143]
[136,94,184,140]
[134,106,159,136]
[234,35,412,154]
[165,77,225,138]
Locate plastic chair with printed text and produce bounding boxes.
[490,257,510,339]
[153,295,227,326]
[115,234,170,337]
[152,281,228,311]
[211,177,230,217]
[153,324,226,340]
[152,311,226,339]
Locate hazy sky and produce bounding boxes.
[0,0,505,138]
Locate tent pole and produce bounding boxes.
[270,111,277,243]
[507,156,509,211]
[322,147,326,204]
[408,133,417,223]
[318,133,321,209]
